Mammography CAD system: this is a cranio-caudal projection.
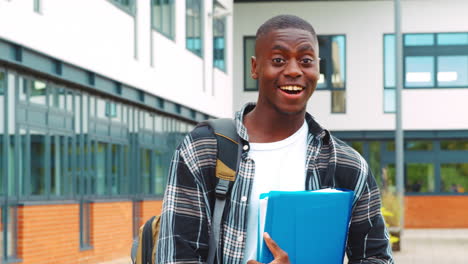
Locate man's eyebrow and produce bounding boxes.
[298,44,316,53]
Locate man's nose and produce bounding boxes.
[283,60,302,78]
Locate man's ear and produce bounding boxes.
[251,56,258,79]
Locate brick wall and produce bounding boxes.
[140,200,163,226]
[16,201,142,264]
[405,196,468,228]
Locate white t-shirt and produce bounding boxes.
[242,121,308,263]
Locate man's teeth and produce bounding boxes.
[280,85,303,91]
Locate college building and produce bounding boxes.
[0,0,232,263]
[0,0,467,263]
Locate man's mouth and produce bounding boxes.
[278,85,305,95]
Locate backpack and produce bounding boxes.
[131,118,241,264]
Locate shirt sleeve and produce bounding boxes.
[346,169,395,264]
[156,148,210,264]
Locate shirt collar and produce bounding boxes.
[234,102,329,143]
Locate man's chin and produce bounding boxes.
[274,105,306,116]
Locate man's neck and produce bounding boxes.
[243,105,306,143]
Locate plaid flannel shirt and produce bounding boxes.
[156,103,394,264]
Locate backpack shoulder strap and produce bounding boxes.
[201,118,241,264]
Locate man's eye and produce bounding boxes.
[301,58,314,64]
[272,58,285,64]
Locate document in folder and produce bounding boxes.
[257,189,354,264]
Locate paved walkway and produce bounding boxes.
[101,229,468,264]
[393,229,468,264]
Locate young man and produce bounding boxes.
[157,15,394,264]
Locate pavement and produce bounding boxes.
[100,229,468,264]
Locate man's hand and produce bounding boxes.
[247,232,290,264]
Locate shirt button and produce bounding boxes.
[241,196,247,202]
[237,235,243,242]
[243,145,249,151]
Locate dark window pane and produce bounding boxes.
[96,142,107,195]
[437,56,468,87]
[404,34,434,46]
[405,56,435,87]
[141,149,151,194]
[213,17,226,71]
[441,140,468,151]
[30,130,46,195]
[437,33,468,45]
[441,163,468,193]
[386,141,395,151]
[406,163,435,192]
[406,140,433,151]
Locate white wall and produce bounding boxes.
[233,0,468,131]
[0,0,233,118]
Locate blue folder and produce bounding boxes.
[257,189,354,264]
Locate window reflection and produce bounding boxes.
[441,140,468,151]
[331,90,346,113]
[441,163,468,193]
[406,163,435,192]
[437,56,468,87]
[29,80,48,105]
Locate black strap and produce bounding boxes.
[204,118,241,264]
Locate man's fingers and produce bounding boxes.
[263,232,286,259]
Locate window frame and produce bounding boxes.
[151,0,176,40]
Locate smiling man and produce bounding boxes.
[157,15,394,264]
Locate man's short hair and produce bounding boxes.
[256,14,317,40]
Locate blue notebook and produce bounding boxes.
[257,189,354,264]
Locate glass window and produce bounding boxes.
[29,80,48,105]
[437,33,468,45]
[96,98,106,119]
[350,141,364,155]
[154,151,165,195]
[51,135,68,196]
[384,35,396,88]
[0,72,4,195]
[1,206,18,259]
[331,90,346,113]
[18,128,27,196]
[384,89,396,113]
[406,163,435,192]
[243,36,257,91]
[120,145,130,195]
[386,141,395,151]
[405,56,435,87]
[106,102,117,118]
[437,56,468,87]
[34,0,41,13]
[406,140,433,151]
[404,34,434,46]
[441,140,468,151]
[317,35,347,90]
[331,36,346,89]
[441,163,468,193]
[110,144,119,195]
[141,149,151,194]
[382,163,396,193]
[369,142,382,188]
[80,202,91,249]
[213,17,226,71]
[30,130,46,196]
[96,142,108,195]
[152,0,175,39]
[186,0,203,57]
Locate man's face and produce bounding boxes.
[251,28,319,115]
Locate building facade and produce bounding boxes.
[233,0,468,228]
[0,0,233,263]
